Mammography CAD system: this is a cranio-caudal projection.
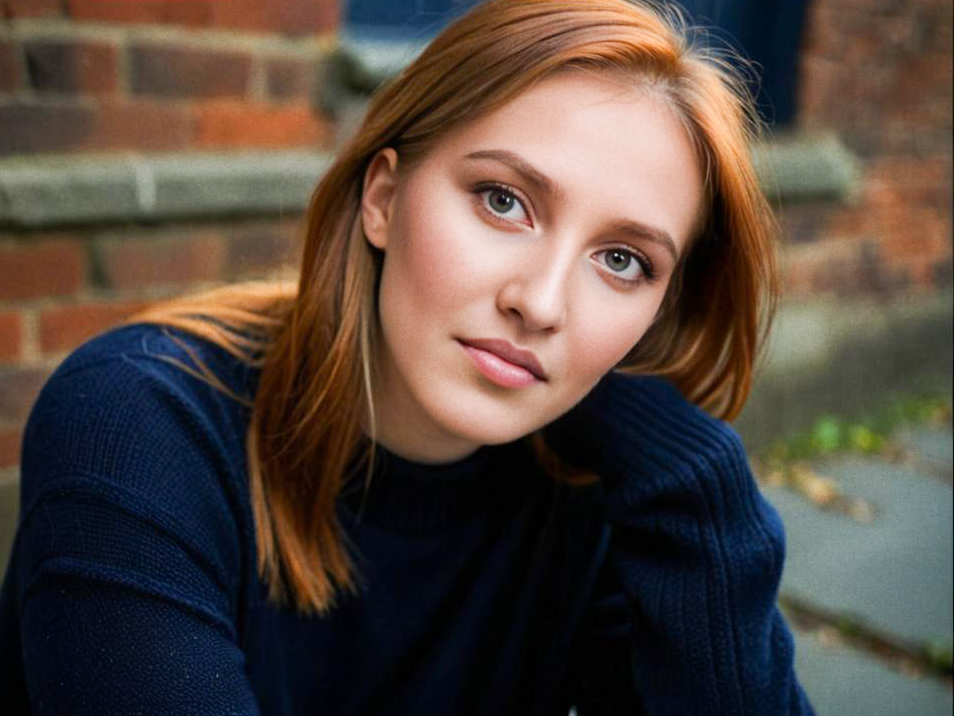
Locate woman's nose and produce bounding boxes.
[495,249,572,333]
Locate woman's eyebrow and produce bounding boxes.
[464,148,678,261]
[605,219,679,261]
[463,149,562,199]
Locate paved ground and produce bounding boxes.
[763,424,953,716]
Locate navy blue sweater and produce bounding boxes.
[0,324,813,715]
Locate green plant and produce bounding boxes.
[754,392,951,514]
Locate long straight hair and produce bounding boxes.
[132,0,778,615]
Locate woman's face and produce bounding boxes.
[361,72,704,463]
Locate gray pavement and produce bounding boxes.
[763,425,953,715]
[896,427,954,480]
[793,629,952,716]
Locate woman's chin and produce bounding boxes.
[435,408,544,448]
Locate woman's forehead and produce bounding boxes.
[417,72,705,252]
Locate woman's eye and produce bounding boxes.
[595,248,650,283]
[479,187,530,224]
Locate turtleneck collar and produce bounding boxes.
[338,437,538,535]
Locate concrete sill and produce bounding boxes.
[0,150,334,229]
[753,132,862,204]
[0,138,859,230]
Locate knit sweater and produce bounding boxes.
[0,323,813,715]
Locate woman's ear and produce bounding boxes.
[361,148,399,251]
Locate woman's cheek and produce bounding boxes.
[583,311,653,373]
[407,222,498,305]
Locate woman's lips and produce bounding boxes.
[458,339,544,388]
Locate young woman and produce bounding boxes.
[1,1,814,713]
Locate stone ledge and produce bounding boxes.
[752,132,862,204]
[737,290,954,450]
[0,131,860,230]
[0,150,334,228]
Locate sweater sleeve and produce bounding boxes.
[549,373,814,716]
[10,330,261,715]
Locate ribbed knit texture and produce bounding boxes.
[0,324,813,715]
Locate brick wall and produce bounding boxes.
[0,218,304,472]
[0,0,339,154]
[781,0,952,297]
[0,1,340,475]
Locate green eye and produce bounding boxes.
[488,190,516,213]
[477,185,530,226]
[605,250,632,272]
[594,248,650,284]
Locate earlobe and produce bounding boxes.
[361,148,400,251]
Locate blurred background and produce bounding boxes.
[0,1,951,712]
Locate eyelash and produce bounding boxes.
[471,181,656,286]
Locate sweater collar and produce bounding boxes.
[338,437,535,534]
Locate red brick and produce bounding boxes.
[0,240,86,301]
[927,9,953,54]
[65,0,339,34]
[0,40,23,93]
[0,426,20,468]
[194,101,329,149]
[224,220,303,279]
[210,0,339,36]
[932,256,954,287]
[908,253,950,289]
[1,0,62,19]
[880,219,950,264]
[0,102,97,155]
[798,0,954,161]
[130,43,251,99]
[96,232,226,290]
[38,301,151,355]
[24,39,120,95]
[779,236,903,298]
[66,0,211,26]
[801,5,842,59]
[91,101,194,151]
[0,312,23,365]
[264,55,316,102]
[797,55,841,125]
[0,100,194,156]
[0,367,49,423]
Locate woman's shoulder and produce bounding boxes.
[52,321,258,395]
[10,323,255,638]
[19,322,257,526]
[26,321,257,450]
[35,321,257,416]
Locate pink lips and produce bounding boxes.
[458,338,546,388]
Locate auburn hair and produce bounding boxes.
[132,0,778,615]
